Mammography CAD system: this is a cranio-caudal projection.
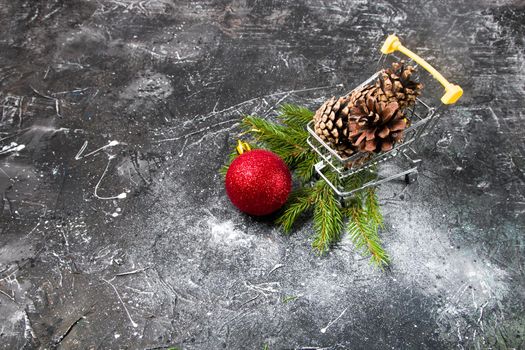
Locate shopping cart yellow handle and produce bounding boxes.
[381,34,463,105]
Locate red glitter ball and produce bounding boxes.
[225,149,292,216]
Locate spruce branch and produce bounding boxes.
[276,187,315,234]
[341,168,377,192]
[242,115,290,141]
[346,205,389,268]
[293,151,318,182]
[241,115,317,182]
[241,116,307,164]
[312,179,344,254]
[278,103,314,129]
[365,187,383,228]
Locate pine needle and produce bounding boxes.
[312,179,344,254]
[242,116,308,165]
[241,114,316,181]
[346,205,389,267]
[276,187,315,233]
[293,152,318,182]
[365,187,383,228]
[278,103,314,129]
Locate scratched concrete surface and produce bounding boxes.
[0,0,524,349]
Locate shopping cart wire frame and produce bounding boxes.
[307,34,463,199]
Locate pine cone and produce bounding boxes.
[313,96,356,157]
[313,60,421,157]
[376,60,424,109]
[348,96,408,153]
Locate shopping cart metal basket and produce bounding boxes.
[307,34,463,199]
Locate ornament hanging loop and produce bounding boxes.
[236,140,252,155]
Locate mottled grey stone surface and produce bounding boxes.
[0,1,524,349]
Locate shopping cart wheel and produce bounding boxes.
[405,171,418,184]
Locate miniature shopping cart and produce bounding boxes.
[306,35,463,199]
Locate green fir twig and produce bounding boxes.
[345,203,389,267]
[275,187,315,234]
[311,178,344,253]
[278,103,315,128]
[241,116,310,167]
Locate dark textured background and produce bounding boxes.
[1,0,524,349]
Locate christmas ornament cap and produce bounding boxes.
[225,147,292,216]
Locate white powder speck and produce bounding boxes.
[209,219,253,248]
